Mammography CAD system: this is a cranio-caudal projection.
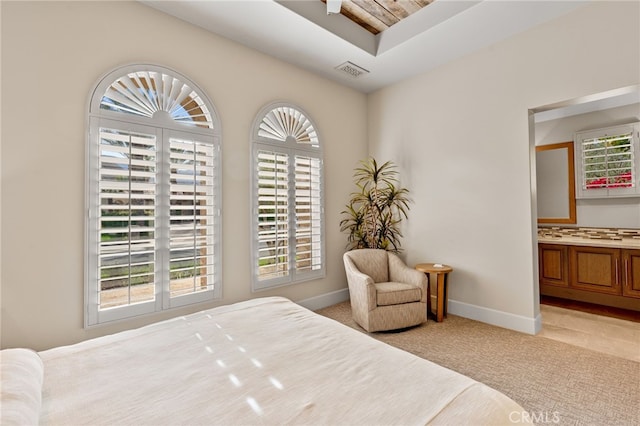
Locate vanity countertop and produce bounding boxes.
[537,226,640,249]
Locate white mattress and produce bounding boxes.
[38,297,527,425]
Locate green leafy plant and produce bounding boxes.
[340,157,411,252]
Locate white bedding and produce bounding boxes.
[0,348,44,425]
[35,297,527,425]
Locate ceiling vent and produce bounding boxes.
[335,61,369,78]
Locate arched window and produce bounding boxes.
[250,103,325,290]
[86,65,221,326]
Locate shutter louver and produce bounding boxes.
[98,128,157,309]
[256,150,290,280]
[169,138,217,298]
[258,107,319,147]
[295,155,322,273]
[582,132,634,189]
[100,71,214,129]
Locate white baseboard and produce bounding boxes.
[448,299,542,335]
[298,288,350,311]
[297,291,543,335]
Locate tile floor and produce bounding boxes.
[538,304,640,362]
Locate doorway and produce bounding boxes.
[529,85,640,325]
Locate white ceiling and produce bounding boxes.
[141,0,591,94]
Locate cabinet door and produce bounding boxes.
[622,249,640,299]
[539,244,569,287]
[569,246,621,295]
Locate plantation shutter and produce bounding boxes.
[294,155,322,273]
[87,65,221,326]
[98,126,158,310]
[251,103,324,290]
[575,123,639,198]
[256,150,290,281]
[581,134,633,189]
[168,135,218,301]
[99,70,214,129]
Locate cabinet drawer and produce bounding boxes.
[569,246,621,295]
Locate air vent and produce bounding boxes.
[335,61,369,78]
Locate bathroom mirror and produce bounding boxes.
[536,141,576,224]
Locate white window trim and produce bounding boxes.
[574,122,640,199]
[250,102,325,291]
[85,65,222,327]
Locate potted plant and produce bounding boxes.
[340,157,411,252]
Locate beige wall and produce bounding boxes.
[0,1,367,350]
[367,1,639,331]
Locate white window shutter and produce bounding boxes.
[251,103,325,291]
[98,126,158,310]
[86,65,221,327]
[575,122,639,198]
[168,136,218,303]
[294,155,322,273]
[256,149,290,283]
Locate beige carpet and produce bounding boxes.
[316,302,640,426]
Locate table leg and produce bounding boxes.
[436,272,445,322]
[443,273,449,317]
[426,273,432,320]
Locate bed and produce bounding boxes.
[2,297,529,425]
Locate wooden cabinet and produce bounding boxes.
[538,244,569,287]
[569,246,621,295]
[539,244,640,310]
[622,249,640,298]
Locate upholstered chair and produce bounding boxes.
[343,249,428,332]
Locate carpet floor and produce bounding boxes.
[315,302,640,426]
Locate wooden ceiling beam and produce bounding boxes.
[339,1,388,34]
[376,0,422,19]
[350,0,400,28]
[414,0,434,7]
[320,0,433,35]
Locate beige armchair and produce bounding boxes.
[343,249,428,332]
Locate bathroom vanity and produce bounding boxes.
[538,227,640,311]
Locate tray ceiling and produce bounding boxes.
[322,0,433,35]
[141,0,591,93]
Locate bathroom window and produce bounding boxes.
[575,122,639,198]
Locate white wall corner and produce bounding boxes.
[448,299,542,335]
[297,288,350,311]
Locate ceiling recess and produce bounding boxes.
[321,0,432,34]
[335,61,369,78]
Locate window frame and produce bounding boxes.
[250,102,325,291]
[85,64,222,327]
[574,122,640,199]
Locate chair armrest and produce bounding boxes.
[388,253,428,303]
[343,255,377,311]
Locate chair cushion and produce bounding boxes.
[374,282,422,306]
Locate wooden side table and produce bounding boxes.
[415,263,453,322]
